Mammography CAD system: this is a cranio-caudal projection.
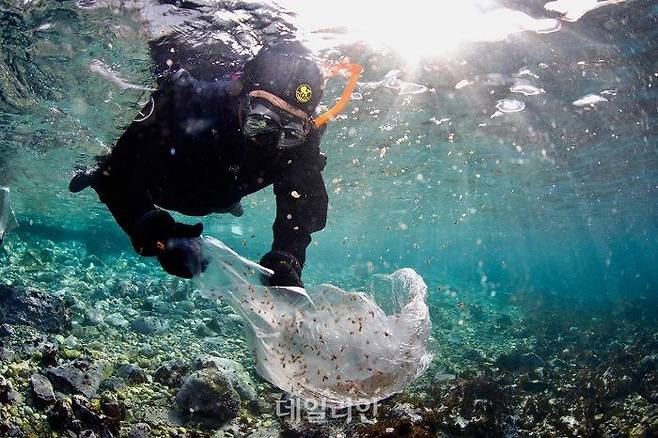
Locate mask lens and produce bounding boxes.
[241,94,310,148]
[243,114,280,137]
[277,122,306,149]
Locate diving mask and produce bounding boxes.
[241,91,312,150]
[240,59,364,148]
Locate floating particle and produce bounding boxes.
[496,98,526,113]
[572,94,608,107]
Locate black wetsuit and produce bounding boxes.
[90,70,328,267]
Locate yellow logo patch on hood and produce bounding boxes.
[295,84,312,103]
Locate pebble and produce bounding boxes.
[128,422,152,438]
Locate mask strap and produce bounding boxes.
[313,60,364,128]
[248,90,310,121]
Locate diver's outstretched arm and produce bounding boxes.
[73,148,203,278]
[263,130,328,286]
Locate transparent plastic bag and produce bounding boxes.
[196,236,433,408]
[0,187,18,244]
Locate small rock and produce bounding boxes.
[519,378,550,393]
[0,372,22,405]
[0,347,15,362]
[99,376,125,393]
[5,389,23,406]
[61,335,78,349]
[494,313,513,329]
[649,392,658,404]
[72,394,119,435]
[0,374,12,402]
[153,360,189,388]
[117,363,148,384]
[31,373,56,405]
[131,316,167,334]
[83,309,104,326]
[204,313,242,336]
[100,391,124,419]
[0,323,15,337]
[165,282,190,302]
[463,348,484,362]
[138,345,156,358]
[637,355,658,377]
[38,340,59,366]
[105,312,129,328]
[496,351,544,371]
[192,320,215,337]
[128,422,152,438]
[281,419,331,437]
[387,403,423,424]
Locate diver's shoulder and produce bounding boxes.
[157,68,239,100]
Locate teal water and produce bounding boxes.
[1,0,658,436]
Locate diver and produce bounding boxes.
[69,42,361,287]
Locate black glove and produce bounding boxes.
[68,168,96,193]
[131,210,205,278]
[259,250,303,287]
[131,210,202,256]
[157,237,207,279]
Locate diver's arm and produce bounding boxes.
[90,152,157,245]
[90,158,203,278]
[90,150,202,256]
[84,130,203,278]
[87,67,230,248]
[268,133,328,281]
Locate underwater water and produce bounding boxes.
[0,0,657,436]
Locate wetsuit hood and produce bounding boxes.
[242,42,324,115]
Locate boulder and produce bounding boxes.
[72,395,120,436]
[45,359,110,398]
[31,373,56,405]
[0,284,70,333]
[47,399,80,432]
[193,355,257,401]
[174,368,241,427]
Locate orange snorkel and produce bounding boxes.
[313,59,364,128]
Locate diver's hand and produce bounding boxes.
[157,237,208,279]
[131,210,202,257]
[259,250,303,288]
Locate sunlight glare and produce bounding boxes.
[277,0,561,65]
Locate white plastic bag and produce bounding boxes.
[0,187,18,244]
[196,237,433,408]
